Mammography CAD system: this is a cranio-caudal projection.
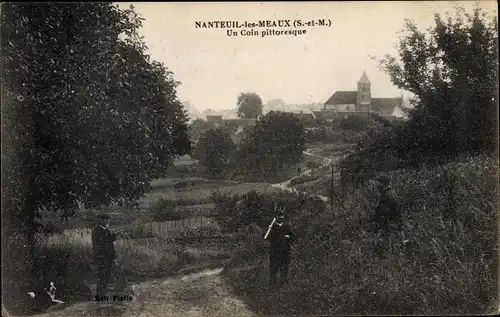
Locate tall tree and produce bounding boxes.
[1,3,190,310]
[188,118,212,143]
[237,92,263,119]
[238,111,305,177]
[193,128,236,177]
[376,6,498,156]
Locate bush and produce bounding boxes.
[306,161,322,170]
[150,198,187,221]
[223,156,498,315]
[340,115,373,132]
[177,218,223,239]
[194,128,236,177]
[210,189,327,235]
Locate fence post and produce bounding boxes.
[330,162,334,213]
[341,167,344,200]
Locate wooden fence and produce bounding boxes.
[116,216,224,241]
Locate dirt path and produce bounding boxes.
[34,268,256,317]
[270,150,334,202]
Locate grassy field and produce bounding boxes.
[141,181,279,209]
[222,154,499,315]
[33,226,237,303]
[307,142,357,158]
[38,176,280,230]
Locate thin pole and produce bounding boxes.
[330,162,334,213]
[341,167,344,200]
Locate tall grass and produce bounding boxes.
[36,228,186,278]
[223,155,498,315]
[31,224,215,303]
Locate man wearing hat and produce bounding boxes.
[92,214,126,297]
[372,174,402,233]
[264,212,296,287]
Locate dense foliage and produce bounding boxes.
[210,190,327,236]
[237,111,306,177]
[193,128,236,177]
[236,92,263,118]
[188,118,212,143]
[376,7,498,158]
[1,3,190,312]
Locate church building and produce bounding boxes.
[323,71,404,117]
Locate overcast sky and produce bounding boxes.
[117,1,497,111]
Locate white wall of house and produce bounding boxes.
[325,104,355,112]
[391,106,408,119]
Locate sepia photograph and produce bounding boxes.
[1,1,499,316]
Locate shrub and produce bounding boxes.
[211,189,327,235]
[209,191,242,231]
[340,115,373,132]
[306,161,322,170]
[150,198,186,221]
[177,217,223,239]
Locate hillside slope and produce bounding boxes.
[222,155,498,315]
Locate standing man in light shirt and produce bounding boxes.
[264,211,296,288]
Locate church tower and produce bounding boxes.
[356,71,371,112]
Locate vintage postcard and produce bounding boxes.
[1,1,498,316]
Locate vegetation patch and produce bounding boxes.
[223,157,498,315]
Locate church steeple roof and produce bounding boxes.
[358,71,370,84]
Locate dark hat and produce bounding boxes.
[374,174,391,186]
[96,213,111,220]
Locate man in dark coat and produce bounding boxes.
[372,174,402,233]
[92,214,125,297]
[264,213,296,287]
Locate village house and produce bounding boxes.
[203,115,259,144]
[290,111,323,130]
